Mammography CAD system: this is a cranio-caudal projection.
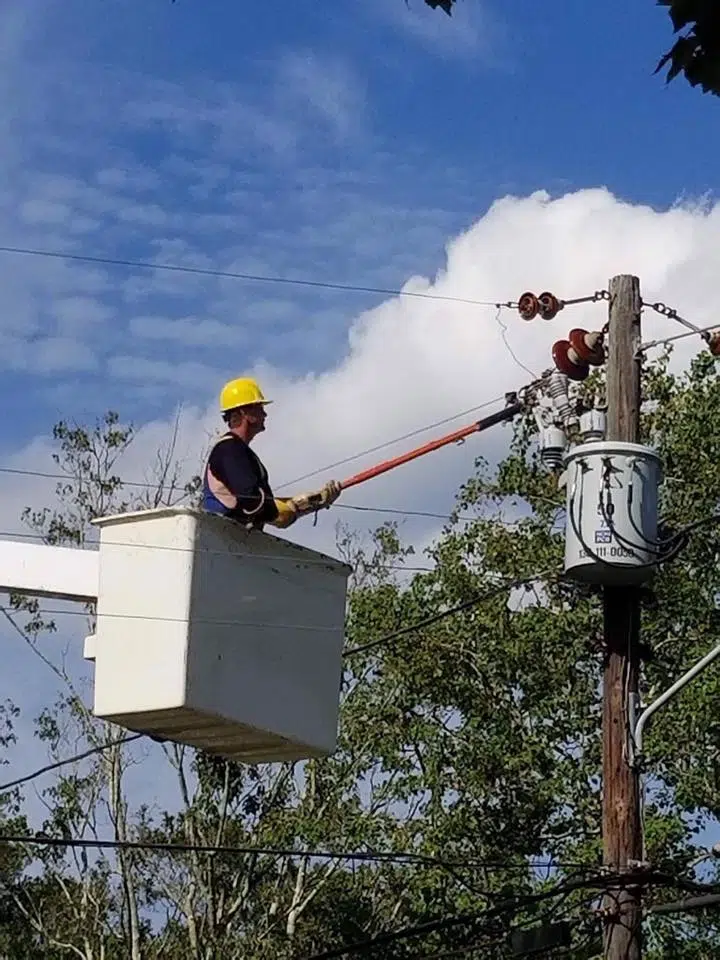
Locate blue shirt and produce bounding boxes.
[202,432,280,528]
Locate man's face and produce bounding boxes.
[242,403,267,436]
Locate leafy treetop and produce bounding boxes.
[426,0,720,97]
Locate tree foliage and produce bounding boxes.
[422,0,720,98]
[3,350,720,955]
[655,1,720,96]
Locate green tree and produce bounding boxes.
[655,1,720,97]
[6,349,720,956]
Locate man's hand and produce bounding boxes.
[319,480,342,506]
[291,480,343,513]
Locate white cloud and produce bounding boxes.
[54,296,114,332]
[2,186,710,558]
[119,51,366,163]
[35,336,99,373]
[3,184,720,555]
[19,197,74,226]
[4,186,719,537]
[0,333,98,373]
[274,50,367,142]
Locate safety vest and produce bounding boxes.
[201,432,272,529]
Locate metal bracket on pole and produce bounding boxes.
[631,639,720,768]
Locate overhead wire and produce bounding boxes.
[298,868,720,960]
[0,389,511,518]
[0,735,143,792]
[344,571,556,657]
[412,887,599,960]
[275,394,506,490]
[0,248,531,503]
[0,480,474,525]
[0,502,534,554]
[493,304,538,380]
[295,872,622,960]
[0,528,440,573]
[0,244,517,309]
[0,566,557,640]
[0,528,441,574]
[0,833,590,873]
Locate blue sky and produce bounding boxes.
[3,0,720,855]
[1,0,717,447]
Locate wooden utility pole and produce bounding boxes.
[602,274,644,960]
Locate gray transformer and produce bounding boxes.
[563,440,663,586]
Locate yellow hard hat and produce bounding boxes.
[219,377,272,413]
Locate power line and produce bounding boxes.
[0,469,545,525]
[0,465,479,525]
[0,569,555,638]
[299,868,719,960]
[0,833,587,872]
[274,394,506,490]
[0,735,143,792]
[0,528,441,574]
[0,391,509,508]
[0,244,517,309]
[344,572,555,657]
[297,873,615,960]
[0,505,533,554]
[0,527,441,573]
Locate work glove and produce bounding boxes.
[271,498,298,529]
[291,480,342,513]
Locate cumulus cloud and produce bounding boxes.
[7,187,717,564]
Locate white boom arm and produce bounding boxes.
[0,540,99,603]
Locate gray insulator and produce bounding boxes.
[547,371,578,428]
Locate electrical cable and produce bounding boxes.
[414,888,600,960]
[295,872,629,960]
[0,390,512,518]
[494,304,538,380]
[567,474,686,574]
[638,321,720,355]
[0,569,556,639]
[597,492,710,568]
[0,833,591,872]
[0,735,143,792]
[0,529,440,573]
[0,510,530,566]
[595,460,715,562]
[275,394,507,490]
[0,484,480,526]
[0,244,517,309]
[302,869,720,960]
[0,530,436,578]
[343,571,556,657]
